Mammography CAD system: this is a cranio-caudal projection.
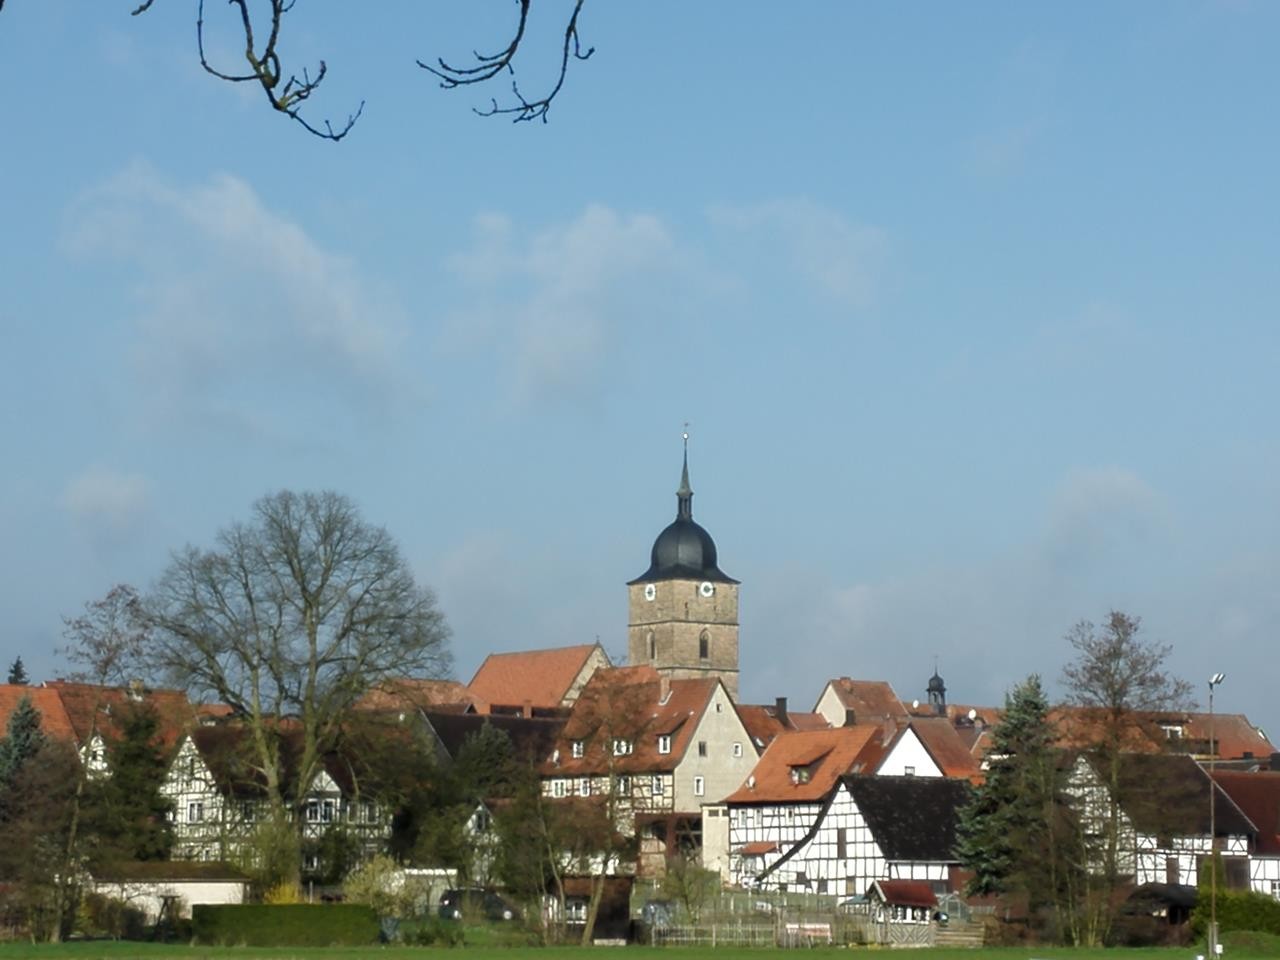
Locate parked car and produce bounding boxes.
[438,888,520,922]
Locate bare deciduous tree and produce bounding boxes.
[30,1,594,140]
[141,490,451,872]
[1060,610,1194,945]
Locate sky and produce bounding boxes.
[2,2,1278,738]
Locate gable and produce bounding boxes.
[876,727,942,778]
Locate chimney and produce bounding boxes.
[775,696,790,728]
[660,675,671,703]
[845,709,857,727]
[522,699,533,719]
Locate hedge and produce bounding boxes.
[192,904,381,946]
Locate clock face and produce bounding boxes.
[644,584,656,601]
[699,581,715,598]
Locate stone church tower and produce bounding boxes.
[627,438,740,700]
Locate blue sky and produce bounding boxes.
[2,2,1277,736]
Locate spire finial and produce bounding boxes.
[677,424,693,520]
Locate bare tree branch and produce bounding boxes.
[132,0,364,141]
[420,0,593,123]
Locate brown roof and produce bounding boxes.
[725,725,884,804]
[824,678,908,722]
[790,712,831,731]
[1213,771,1280,855]
[871,879,937,908]
[355,678,485,714]
[739,840,779,856]
[0,685,77,742]
[545,666,720,776]
[1046,706,1274,761]
[187,721,371,799]
[909,717,983,782]
[43,680,197,754]
[1178,712,1275,760]
[468,643,604,710]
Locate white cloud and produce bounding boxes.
[743,465,1175,711]
[446,205,682,403]
[65,163,412,435]
[1042,466,1169,571]
[709,199,887,308]
[62,465,149,540]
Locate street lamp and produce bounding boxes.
[1208,672,1226,959]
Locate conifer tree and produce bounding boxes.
[956,675,1077,926]
[7,656,29,685]
[0,694,47,802]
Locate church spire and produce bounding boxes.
[677,428,693,520]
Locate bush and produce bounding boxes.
[1192,888,1280,939]
[410,917,466,946]
[78,893,148,940]
[192,903,380,946]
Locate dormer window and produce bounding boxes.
[571,740,585,758]
[789,766,811,785]
[658,734,672,755]
[612,738,633,756]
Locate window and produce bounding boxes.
[903,765,916,777]
[716,701,723,713]
[647,631,656,660]
[578,777,591,797]
[322,799,335,823]
[694,776,705,797]
[616,775,631,795]
[658,735,672,754]
[552,779,567,798]
[699,631,710,660]
[612,738,633,756]
[305,800,320,822]
[1270,880,1280,901]
[1166,857,1180,885]
[651,775,664,797]
[474,808,492,833]
[187,801,204,823]
[363,801,378,823]
[571,740,585,758]
[698,740,708,757]
[304,852,319,871]
[241,801,255,822]
[733,742,743,758]
[566,899,588,922]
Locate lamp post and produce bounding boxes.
[1208,671,1226,959]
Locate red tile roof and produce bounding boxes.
[871,879,937,909]
[736,703,832,753]
[739,840,779,856]
[545,666,719,776]
[1213,770,1280,855]
[0,685,77,742]
[725,725,884,804]
[468,643,605,710]
[43,680,197,754]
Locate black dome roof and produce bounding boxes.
[632,517,736,584]
[629,444,737,585]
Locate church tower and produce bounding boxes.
[627,436,740,700]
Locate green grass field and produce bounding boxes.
[1,932,1278,960]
